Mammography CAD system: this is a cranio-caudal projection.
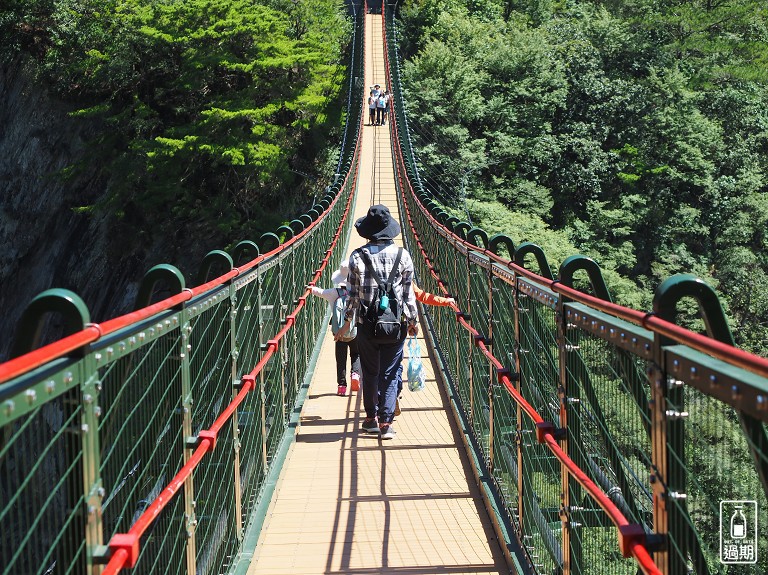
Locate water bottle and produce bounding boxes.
[379,294,389,311]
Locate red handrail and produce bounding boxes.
[396,159,661,574]
[101,98,365,573]
[382,12,661,574]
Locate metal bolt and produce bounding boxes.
[98,487,106,498]
[46,381,56,394]
[4,400,14,415]
[94,406,102,418]
[25,389,37,404]
[84,394,93,404]
[81,424,89,433]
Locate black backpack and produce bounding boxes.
[359,248,404,343]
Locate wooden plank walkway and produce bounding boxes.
[245,13,509,575]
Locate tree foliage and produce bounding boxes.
[398,0,768,354]
[1,0,350,241]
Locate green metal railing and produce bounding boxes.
[384,2,768,574]
[0,4,365,573]
[0,183,358,575]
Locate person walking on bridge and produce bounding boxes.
[334,205,418,440]
[307,261,361,396]
[367,90,377,125]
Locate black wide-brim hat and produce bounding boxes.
[355,204,401,240]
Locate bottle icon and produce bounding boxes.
[730,506,747,539]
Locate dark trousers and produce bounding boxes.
[335,338,360,385]
[376,107,385,124]
[355,330,404,424]
[369,108,376,124]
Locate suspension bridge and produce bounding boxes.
[1,2,767,575]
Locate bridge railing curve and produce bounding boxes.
[382,2,768,574]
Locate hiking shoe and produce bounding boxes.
[337,385,347,396]
[394,398,401,416]
[380,425,396,440]
[350,372,361,392]
[361,418,380,433]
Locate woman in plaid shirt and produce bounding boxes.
[335,205,417,440]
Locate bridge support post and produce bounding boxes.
[512,271,526,543]
[487,262,496,472]
[180,315,198,575]
[278,255,288,427]
[257,270,269,476]
[82,351,105,575]
[466,249,475,428]
[229,286,244,540]
[649,362,670,574]
[289,247,299,406]
[557,292,581,575]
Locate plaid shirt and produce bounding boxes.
[344,241,417,325]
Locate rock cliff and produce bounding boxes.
[0,58,213,360]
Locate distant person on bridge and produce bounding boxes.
[368,90,377,125]
[376,91,387,125]
[308,261,361,397]
[381,90,391,125]
[334,205,418,440]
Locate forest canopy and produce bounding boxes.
[1,0,351,238]
[396,0,768,354]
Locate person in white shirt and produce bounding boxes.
[308,262,361,396]
[367,90,377,125]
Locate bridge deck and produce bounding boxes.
[244,13,508,575]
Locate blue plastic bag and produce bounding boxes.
[407,336,426,392]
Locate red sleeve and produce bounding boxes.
[414,284,452,307]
